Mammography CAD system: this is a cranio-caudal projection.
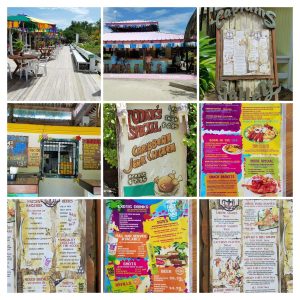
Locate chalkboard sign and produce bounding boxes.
[82,139,100,170]
[7,135,28,167]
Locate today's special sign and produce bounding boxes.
[117,103,188,197]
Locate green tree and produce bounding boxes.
[200,36,216,99]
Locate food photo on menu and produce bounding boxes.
[104,199,197,293]
[200,103,293,197]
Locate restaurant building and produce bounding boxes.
[103,20,196,74]
[7,104,100,197]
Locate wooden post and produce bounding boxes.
[200,200,210,293]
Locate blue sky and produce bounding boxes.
[7,7,100,29]
[104,7,196,34]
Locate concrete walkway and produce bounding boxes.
[104,75,197,101]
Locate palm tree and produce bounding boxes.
[173,242,188,261]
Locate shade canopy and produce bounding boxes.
[7,14,57,32]
[103,31,189,49]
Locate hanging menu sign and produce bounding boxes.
[200,103,285,197]
[28,147,41,167]
[104,199,192,293]
[117,104,188,197]
[209,199,293,293]
[15,199,87,293]
[82,139,100,170]
[7,135,29,167]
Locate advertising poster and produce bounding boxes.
[13,199,87,293]
[200,103,285,196]
[209,199,293,293]
[7,135,29,167]
[117,103,188,197]
[104,199,192,293]
[27,147,41,167]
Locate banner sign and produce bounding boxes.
[104,199,192,293]
[200,103,285,196]
[117,103,188,197]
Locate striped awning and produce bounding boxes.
[104,41,196,49]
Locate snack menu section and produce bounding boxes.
[200,103,285,197]
[200,199,293,293]
[104,200,195,293]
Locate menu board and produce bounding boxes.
[104,199,192,293]
[28,147,41,167]
[200,103,284,196]
[7,200,16,293]
[7,135,28,167]
[209,199,293,293]
[222,29,272,76]
[82,139,101,170]
[12,199,87,293]
[117,104,187,197]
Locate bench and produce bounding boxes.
[71,43,99,73]
[277,55,292,90]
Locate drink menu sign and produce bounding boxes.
[209,199,293,293]
[117,104,188,197]
[9,199,87,293]
[104,199,192,293]
[200,103,285,196]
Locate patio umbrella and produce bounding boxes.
[7,15,38,31]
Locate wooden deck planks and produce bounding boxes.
[7,46,101,101]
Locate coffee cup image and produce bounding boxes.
[154,170,183,196]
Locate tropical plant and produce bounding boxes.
[183,104,197,196]
[103,104,118,168]
[200,36,216,99]
[13,39,24,53]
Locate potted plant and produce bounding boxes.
[13,39,24,55]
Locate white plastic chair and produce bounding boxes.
[7,63,12,79]
[19,60,37,81]
[35,57,49,76]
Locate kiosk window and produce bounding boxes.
[41,140,78,177]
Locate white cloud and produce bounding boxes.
[152,9,169,17]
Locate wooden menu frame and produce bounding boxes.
[216,28,279,86]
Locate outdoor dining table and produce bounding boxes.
[39,47,53,58]
[8,54,38,75]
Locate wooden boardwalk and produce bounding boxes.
[7,46,101,101]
